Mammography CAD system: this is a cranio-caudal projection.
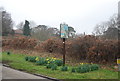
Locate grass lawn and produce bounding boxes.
[2,52,119,79]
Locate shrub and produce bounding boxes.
[42,38,63,53]
[51,64,57,70]
[25,56,29,61]
[28,56,36,62]
[36,60,46,65]
[7,52,11,55]
[2,36,38,50]
[36,58,47,65]
[71,68,76,72]
[46,64,53,69]
[82,64,91,72]
[76,66,87,73]
[76,64,92,73]
[61,66,68,71]
[76,64,99,73]
[3,35,119,64]
[54,60,63,66]
[87,40,118,63]
[90,64,99,71]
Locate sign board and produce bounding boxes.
[60,24,68,38]
[117,59,120,64]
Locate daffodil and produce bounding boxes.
[46,59,49,61]
[91,62,93,64]
[80,63,84,65]
[35,57,39,61]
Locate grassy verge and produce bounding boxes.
[2,52,118,79]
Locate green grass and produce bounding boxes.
[2,52,119,79]
[0,52,2,62]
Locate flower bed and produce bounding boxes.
[25,56,100,73]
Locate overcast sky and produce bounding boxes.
[0,0,119,34]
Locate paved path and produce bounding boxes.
[2,66,51,80]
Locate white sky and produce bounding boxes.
[0,0,119,34]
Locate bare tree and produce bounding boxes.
[68,26,76,38]
[1,7,14,36]
[16,22,24,30]
[93,14,118,36]
[108,14,118,28]
[93,13,119,39]
[31,25,60,41]
[93,22,108,36]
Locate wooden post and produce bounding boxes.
[63,38,66,66]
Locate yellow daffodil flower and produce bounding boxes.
[35,57,39,61]
[91,62,93,64]
[80,63,84,65]
[46,59,49,61]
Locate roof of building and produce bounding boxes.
[14,29,23,34]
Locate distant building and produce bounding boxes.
[14,29,23,35]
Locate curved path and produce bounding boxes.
[2,65,52,81]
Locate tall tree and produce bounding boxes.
[16,22,24,30]
[31,25,60,41]
[68,26,76,38]
[93,22,108,36]
[0,7,14,36]
[93,14,119,39]
[23,20,31,36]
[104,27,118,39]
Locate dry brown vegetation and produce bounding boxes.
[2,35,119,64]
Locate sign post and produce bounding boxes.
[60,23,68,66]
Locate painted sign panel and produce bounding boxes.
[117,59,120,64]
[60,24,68,38]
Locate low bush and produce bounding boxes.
[71,68,76,72]
[42,38,63,53]
[51,64,57,70]
[46,64,53,69]
[7,52,11,55]
[46,63,57,70]
[25,56,36,62]
[76,64,99,73]
[76,66,89,73]
[2,36,38,50]
[61,66,68,71]
[25,56,29,61]
[90,64,99,71]
[36,60,46,65]
[36,57,48,65]
[3,35,119,64]
[28,57,36,62]
[54,60,63,66]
